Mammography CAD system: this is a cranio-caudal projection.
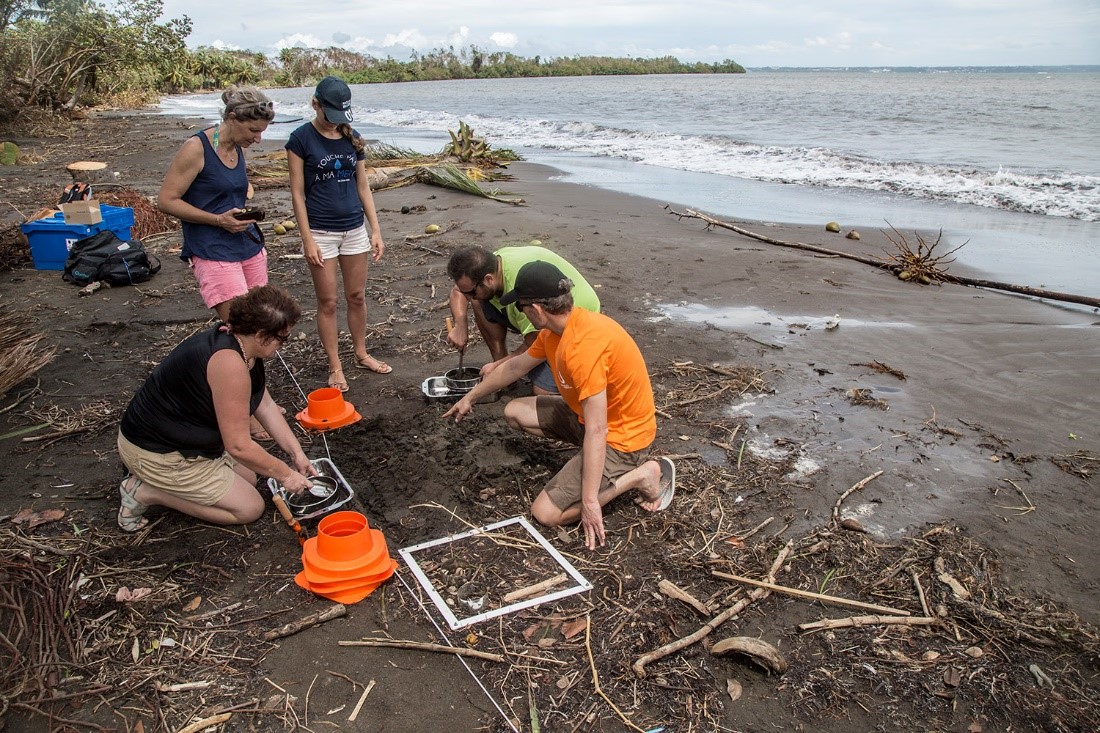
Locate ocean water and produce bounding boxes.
[159,69,1100,298]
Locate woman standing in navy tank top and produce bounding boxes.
[158,86,276,322]
[287,77,390,393]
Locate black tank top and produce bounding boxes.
[120,326,265,458]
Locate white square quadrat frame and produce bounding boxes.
[398,516,592,630]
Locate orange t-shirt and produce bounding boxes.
[528,309,656,453]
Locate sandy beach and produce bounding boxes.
[1,112,1097,732]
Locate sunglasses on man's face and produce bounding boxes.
[458,278,483,297]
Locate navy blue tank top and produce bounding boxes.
[180,129,263,262]
[120,326,265,459]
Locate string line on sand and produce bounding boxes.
[395,570,519,732]
[275,350,332,464]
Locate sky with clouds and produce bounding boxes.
[158,0,1100,67]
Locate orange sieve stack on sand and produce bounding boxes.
[294,511,397,604]
[295,387,362,432]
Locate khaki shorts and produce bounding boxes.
[117,432,237,507]
[535,396,649,511]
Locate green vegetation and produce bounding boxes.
[0,0,743,123]
[286,46,745,85]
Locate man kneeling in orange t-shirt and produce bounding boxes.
[444,261,675,551]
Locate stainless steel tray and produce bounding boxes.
[266,457,354,520]
[421,375,499,403]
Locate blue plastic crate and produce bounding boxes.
[19,205,136,271]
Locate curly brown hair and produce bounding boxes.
[227,285,301,338]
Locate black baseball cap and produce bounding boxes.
[315,76,354,124]
[500,261,572,306]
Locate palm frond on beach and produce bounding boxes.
[416,164,525,206]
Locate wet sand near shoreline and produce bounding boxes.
[1,112,1097,732]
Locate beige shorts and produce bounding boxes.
[117,431,237,507]
[311,225,370,260]
[535,396,650,511]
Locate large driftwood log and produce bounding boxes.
[668,206,1100,309]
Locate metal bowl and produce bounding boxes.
[444,366,482,393]
[285,475,340,511]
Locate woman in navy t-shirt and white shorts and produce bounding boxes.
[286,76,391,392]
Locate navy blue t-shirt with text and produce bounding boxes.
[285,124,366,232]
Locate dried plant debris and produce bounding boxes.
[0,522,290,732]
[651,361,771,420]
[0,311,55,398]
[1051,450,1097,480]
[856,360,906,380]
[98,187,178,241]
[846,387,889,410]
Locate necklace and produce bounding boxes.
[232,334,255,369]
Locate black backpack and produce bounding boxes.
[62,231,161,287]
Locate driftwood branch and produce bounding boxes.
[263,603,346,640]
[633,540,794,678]
[657,579,711,615]
[347,679,376,723]
[667,206,1100,309]
[176,713,232,733]
[799,614,938,632]
[338,638,505,663]
[712,570,910,616]
[502,572,568,603]
[832,470,884,524]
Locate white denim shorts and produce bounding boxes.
[311,225,370,260]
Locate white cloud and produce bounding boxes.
[274,33,326,51]
[381,29,430,49]
[490,32,518,49]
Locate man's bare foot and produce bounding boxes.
[635,458,676,512]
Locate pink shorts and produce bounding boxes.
[191,249,269,309]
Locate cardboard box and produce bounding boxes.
[60,199,103,225]
[20,204,135,270]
